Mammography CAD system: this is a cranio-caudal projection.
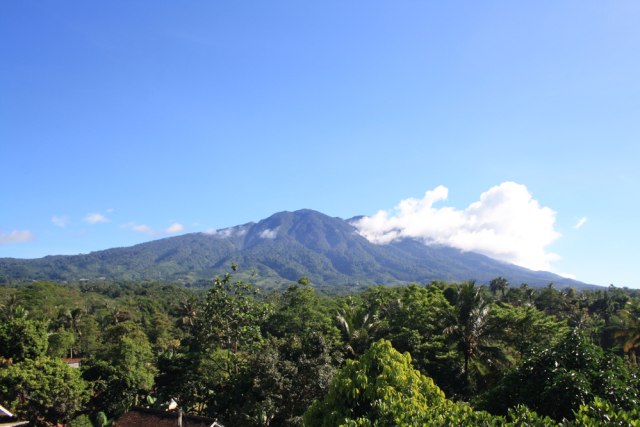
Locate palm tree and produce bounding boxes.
[444,282,509,394]
[0,295,28,320]
[612,302,640,365]
[178,297,199,332]
[489,277,509,299]
[336,297,381,358]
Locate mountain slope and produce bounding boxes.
[0,209,593,290]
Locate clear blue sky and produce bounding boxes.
[1,1,639,287]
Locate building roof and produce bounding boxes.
[0,405,13,418]
[0,404,28,426]
[0,421,30,427]
[113,407,223,427]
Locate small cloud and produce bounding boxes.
[123,222,156,236]
[0,230,34,244]
[133,224,154,235]
[559,272,577,280]
[84,213,109,224]
[51,215,69,228]
[106,208,115,213]
[165,223,184,234]
[573,217,588,230]
[259,227,279,239]
[204,226,247,238]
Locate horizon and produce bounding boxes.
[2,2,639,288]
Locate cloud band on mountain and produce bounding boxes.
[352,182,561,272]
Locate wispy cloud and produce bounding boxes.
[0,230,34,244]
[51,215,69,228]
[259,227,279,239]
[124,221,186,236]
[353,182,561,272]
[204,226,247,238]
[123,222,156,236]
[573,217,588,230]
[165,223,184,234]
[84,213,109,224]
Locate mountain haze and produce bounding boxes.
[0,209,593,290]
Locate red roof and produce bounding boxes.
[113,407,221,427]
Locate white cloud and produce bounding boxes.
[165,223,184,234]
[259,227,279,239]
[123,222,156,236]
[573,217,588,230]
[353,182,561,271]
[204,226,248,238]
[123,221,187,236]
[51,215,69,228]
[84,213,109,224]
[0,230,34,244]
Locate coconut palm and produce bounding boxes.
[489,277,509,299]
[444,281,510,394]
[612,301,640,365]
[336,297,381,358]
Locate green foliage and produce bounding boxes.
[367,284,458,396]
[83,321,156,417]
[69,414,94,427]
[443,282,512,396]
[304,339,448,427]
[196,274,271,355]
[335,296,383,358]
[570,397,640,426]
[0,317,49,362]
[611,300,640,364]
[0,357,89,426]
[481,330,640,420]
[489,276,509,298]
[2,277,640,426]
[48,328,76,358]
[95,411,111,427]
[489,303,569,355]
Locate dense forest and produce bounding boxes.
[1,271,640,426]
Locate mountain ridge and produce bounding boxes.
[0,209,596,290]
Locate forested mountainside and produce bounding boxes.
[0,209,592,291]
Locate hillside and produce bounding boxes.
[0,209,594,290]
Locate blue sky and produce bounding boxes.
[1,1,639,287]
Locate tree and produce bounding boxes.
[304,340,449,427]
[443,282,509,395]
[335,297,381,358]
[196,274,271,359]
[480,331,640,421]
[489,303,568,355]
[303,339,517,426]
[0,357,89,426]
[156,273,271,416]
[83,321,156,417]
[489,277,509,299]
[611,301,640,364]
[0,317,48,362]
[377,284,458,396]
[229,333,339,427]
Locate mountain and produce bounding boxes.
[0,209,594,291]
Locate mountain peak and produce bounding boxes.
[0,209,595,290]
